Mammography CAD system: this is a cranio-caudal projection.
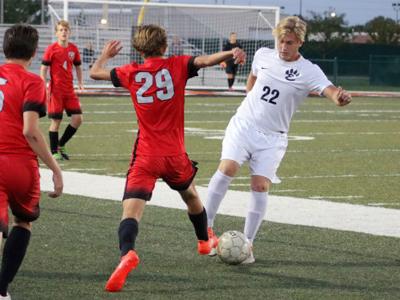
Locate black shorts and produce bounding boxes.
[225,62,238,75]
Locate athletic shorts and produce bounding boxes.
[221,115,288,183]
[0,155,41,238]
[48,86,82,119]
[225,62,239,75]
[123,153,198,201]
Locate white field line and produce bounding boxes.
[39,169,400,239]
[53,120,399,125]
[195,173,400,181]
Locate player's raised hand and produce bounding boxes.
[102,40,123,59]
[232,47,246,65]
[335,86,352,106]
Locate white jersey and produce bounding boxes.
[235,47,332,134]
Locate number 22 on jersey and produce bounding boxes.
[135,69,175,104]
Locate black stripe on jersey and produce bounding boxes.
[23,101,46,118]
[41,60,51,66]
[123,190,152,201]
[73,60,82,66]
[48,112,63,120]
[66,108,83,116]
[110,68,122,87]
[188,57,199,79]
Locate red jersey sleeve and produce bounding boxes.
[42,45,52,66]
[110,64,133,88]
[23,77,47,118]
[73,45,82,66]
[186,56,199,79]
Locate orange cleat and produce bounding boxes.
[198,240,212,255]
[197,228,219,255]
[207,227,219,256]
[105,250,140,292]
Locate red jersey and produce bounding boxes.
[0,64,46,157]
[42,42,81,92]
[111,56,198,156]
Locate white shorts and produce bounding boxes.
[221,116,288,183]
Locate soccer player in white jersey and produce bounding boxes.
[205,16,352,264]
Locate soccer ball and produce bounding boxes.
[217,230,251,265]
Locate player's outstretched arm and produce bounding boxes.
[23,111,63,198]
[40,65,48,85]
[193,47,246,69]
[323,85,352,106]
[90,40,123,81]
[76,65,84,90]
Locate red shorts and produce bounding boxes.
[48,87,82,119]
[0,155,41,238]
[123,153,198,201]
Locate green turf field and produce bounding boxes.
[12,195,400,299]
[41,95,400,208]
[7,95,399,299]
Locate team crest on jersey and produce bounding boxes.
[285,68,300,81]
[68,51,75,60]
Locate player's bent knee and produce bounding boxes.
[250,176,271,192]
[71,115,83,128]
[219,160,240,177]
[13,219,32,231]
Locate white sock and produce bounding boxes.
[244,191,268,243]
[205,170,233,227]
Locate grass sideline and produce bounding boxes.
[40,96,400,208]
[11,194,400,299]
[6,95,399,299]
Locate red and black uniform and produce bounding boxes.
[111,55,199,200]
[42,42,82,119]
[0,64,46,237]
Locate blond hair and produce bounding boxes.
[133,24,167,58]
[55,20,70,32]
[273,16,307,42]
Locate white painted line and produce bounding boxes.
[310,196,363,200]
[39,169,400,239]
[368,203,400,207]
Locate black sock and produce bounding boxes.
[49,131,59,154]
[59,124,77,147]
[118,218,139,257]
[228,78,234,88]
[188,208,208,241]
[0,226,31,296]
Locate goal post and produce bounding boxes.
[48,0,280,89]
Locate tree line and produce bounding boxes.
[4,1,400,47]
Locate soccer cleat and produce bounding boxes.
[105,250,140,292]
[198,227,219,255]
[197,240,212,255]
[207,227,219,257]
[58,146,70,160]
[52,152,63,161]
[0,293,11,300]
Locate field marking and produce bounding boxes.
[63,120,400,125]
[39,169,400,239]
[310,196,364,200]
[196,173,400,181]
[368,203,400,206]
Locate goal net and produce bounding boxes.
[48,0,280,90]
